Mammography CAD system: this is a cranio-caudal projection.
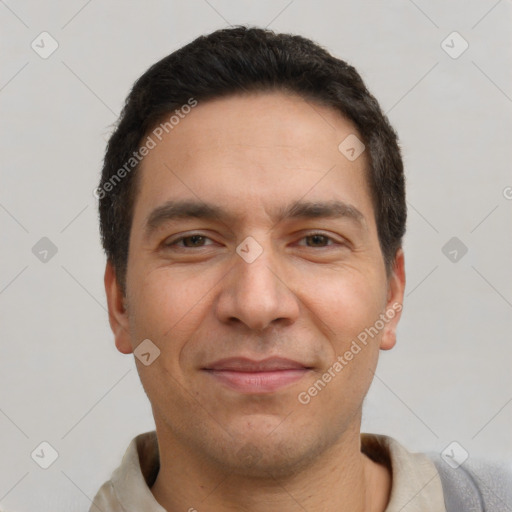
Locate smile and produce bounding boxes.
[203,357,312,393]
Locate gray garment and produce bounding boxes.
[429,454,512,512]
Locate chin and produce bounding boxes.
[203,426,337,480]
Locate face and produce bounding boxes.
[106,91,405,477]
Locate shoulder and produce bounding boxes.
[89,480,123,512]
[427,451,512,512]
[362,433,512,512]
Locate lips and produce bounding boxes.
[203,357,311,393]
[205,357,309,372]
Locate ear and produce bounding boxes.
[380,248,406,351]
[104,261,133,354]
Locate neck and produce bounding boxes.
[150,420,391,512]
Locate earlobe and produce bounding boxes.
[104,261,133,355]
[380,325,398,351]
[380,248,406,351]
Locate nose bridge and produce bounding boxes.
[215,235,299,331]
[237,240,279,297]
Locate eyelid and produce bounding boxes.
[295,231,346,247]
[163,230,346,249]
[164,232,216,248]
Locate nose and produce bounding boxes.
[214,240,300,332]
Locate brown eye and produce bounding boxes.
[297,233,340,248]
[304,234,331,247]
[180,235,207,247]
[165,234,215,249]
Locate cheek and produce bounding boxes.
[295,272,384,414]
[124,270,201,374]
[298,268,385,390]
[125,269,212,401]
[299,266,386,340]
[130,265,215,329]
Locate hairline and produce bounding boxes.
[114,87,397,291]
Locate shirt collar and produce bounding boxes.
[104,430,446,512]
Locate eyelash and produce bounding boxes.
[165,232,343,250]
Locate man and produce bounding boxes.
[91,26,511,512]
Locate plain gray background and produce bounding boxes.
[1,1,511,510]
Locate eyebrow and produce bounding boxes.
[144,198,366,238]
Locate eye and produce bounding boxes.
[163,232,345,251]
[165,234,215,249]
[297,232,341,248]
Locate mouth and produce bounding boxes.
[202,357,312,394]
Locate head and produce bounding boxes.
[101,26,406,477]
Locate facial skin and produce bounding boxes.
[105,91,405,512]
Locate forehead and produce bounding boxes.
[132,91,374,231]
